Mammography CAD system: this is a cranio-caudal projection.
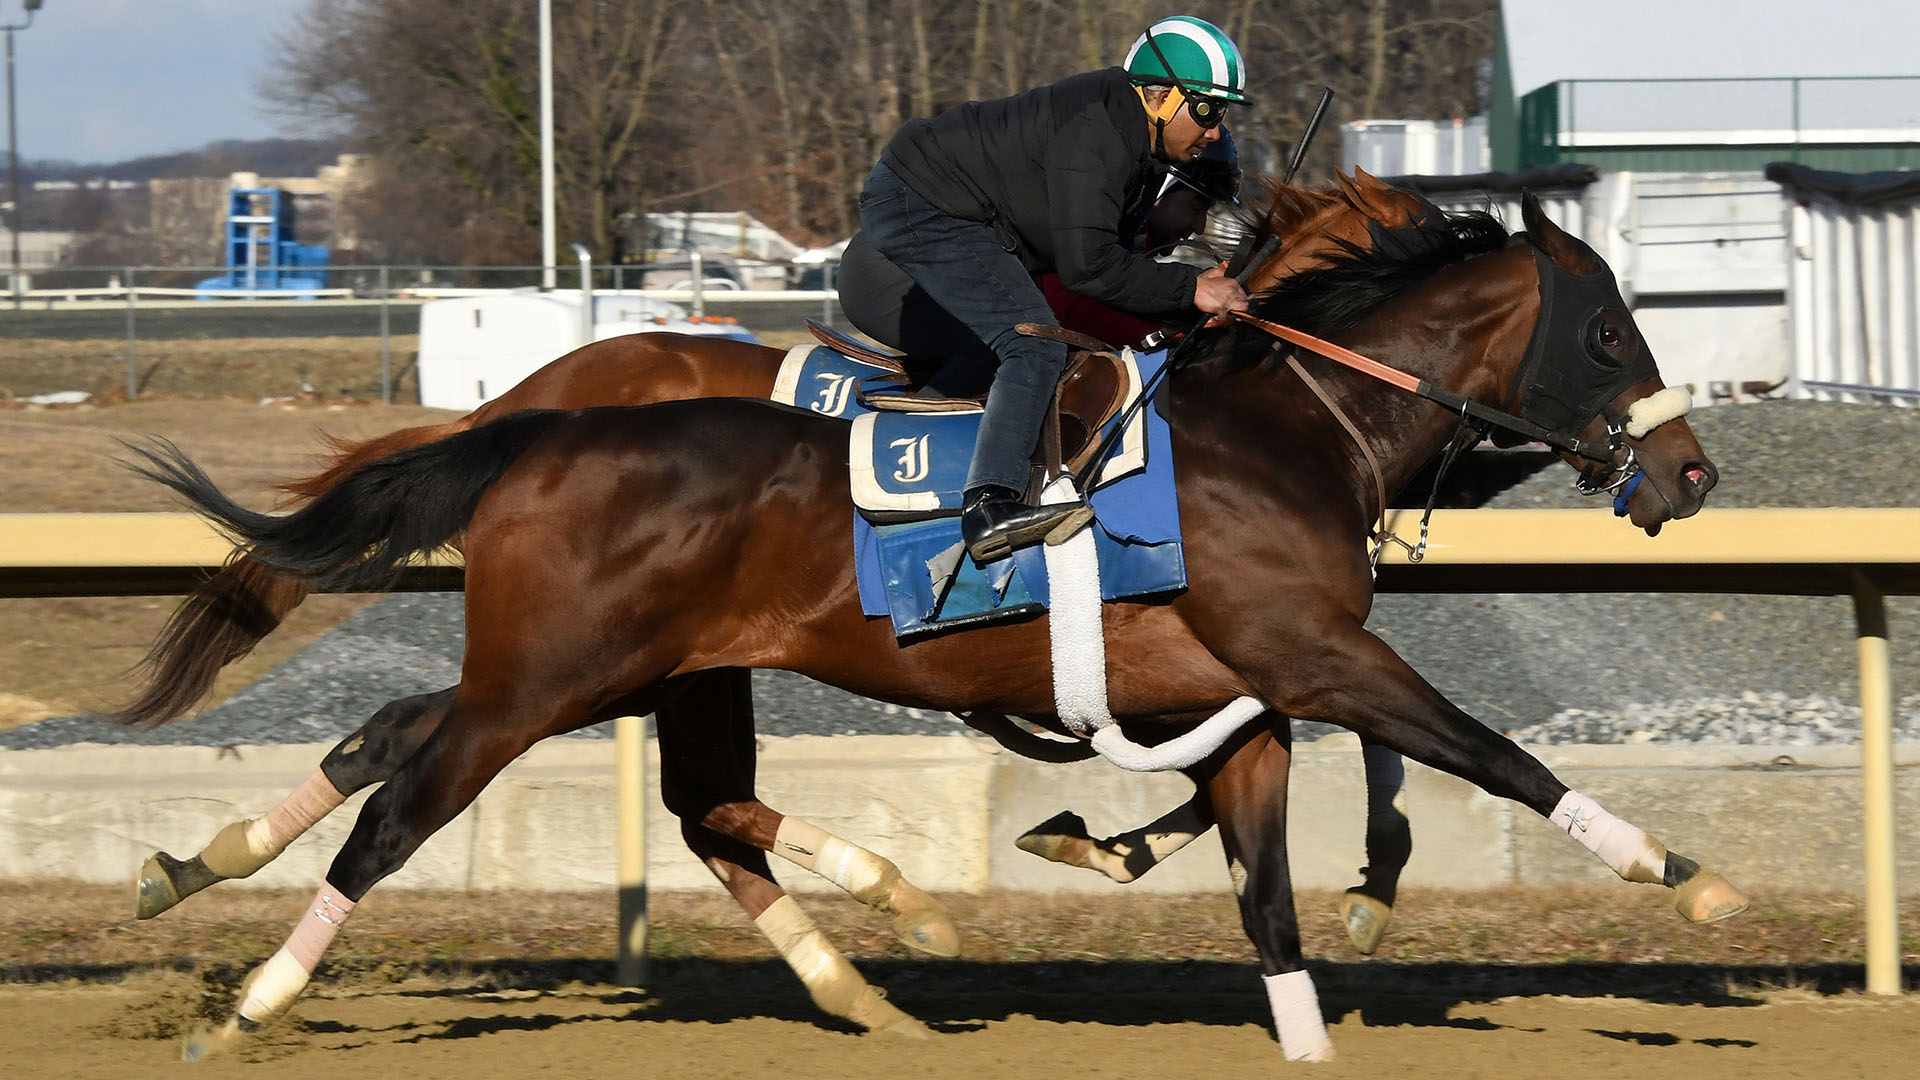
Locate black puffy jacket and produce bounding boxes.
[878,68,1202,319]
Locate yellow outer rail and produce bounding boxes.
[2,508,1912,993]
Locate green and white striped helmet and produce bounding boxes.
[1123,16,1249,105]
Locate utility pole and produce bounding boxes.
[3,1,42,311]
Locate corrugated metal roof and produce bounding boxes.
[1502,0,1920,96]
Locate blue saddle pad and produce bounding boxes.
[769,343,899,420]
[845,347,1186,640]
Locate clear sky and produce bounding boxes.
[9,0,318,165]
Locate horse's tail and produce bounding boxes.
[105,416,481,728]
[125,405,570,630]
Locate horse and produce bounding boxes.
[125,192,1739,1062]
[124,170,1437,953]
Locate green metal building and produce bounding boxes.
[1491,0,1920,173]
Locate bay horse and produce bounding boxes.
[128,193,1739,1061]
[125,171,1435,952]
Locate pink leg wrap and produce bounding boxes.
[286,883,356,968]
[265,771,346,849]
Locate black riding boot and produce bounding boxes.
[960,484,1094,564]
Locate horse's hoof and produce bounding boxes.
[1016,811,1095,868]
[180,1019,240,1062]
[872,1014,932,1040]
[1339,889,1393,955]
[850,988,929,1039]
[892,908,961,959]
[136,853,185,920]
[1674,868,1750,924]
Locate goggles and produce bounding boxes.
[1184,92,1229,129]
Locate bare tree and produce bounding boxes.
[266,0,697,263]
[254,1,1495,259]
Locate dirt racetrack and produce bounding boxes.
[5,885,1917,1079]
[8,961,1917,1080]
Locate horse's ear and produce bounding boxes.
[1340,167,1421,227]
[1520,190,1603,274]
[1335,169,1364,206]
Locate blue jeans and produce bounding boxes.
[857,161,1068,495]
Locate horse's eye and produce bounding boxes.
[1598,325,1621,348]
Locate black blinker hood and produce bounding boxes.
[1502,244,1658,438]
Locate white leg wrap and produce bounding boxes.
[238,882,355,1023]
[753,895,915,1032]
[237,948,312,1024]
[1263,970,1335,1062]
[772,817,897,906]
[1549,790,1666,885]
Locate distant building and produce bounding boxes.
[1491,0,1920,172]
[148,155,366,265]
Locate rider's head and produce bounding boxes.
[1125,16,1249,163]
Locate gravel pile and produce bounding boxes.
[6,398,1917,751]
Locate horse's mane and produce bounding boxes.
[1210,180,1510,373]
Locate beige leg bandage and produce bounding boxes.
[1549,790,1666,884]
[772,817,899,906]
[753,895,918,1033]
[237,883,355,1024]
[201,771,346,879]
[771,817,959,957]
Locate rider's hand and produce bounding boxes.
[1193,263,1249,326]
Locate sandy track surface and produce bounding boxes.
[8,967,1918,1080]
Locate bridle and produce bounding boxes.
[1229,243,1690,558]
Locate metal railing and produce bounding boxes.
[0,261,844,406]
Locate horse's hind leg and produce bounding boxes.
[182,672,629,1060]
[656,669,959,959]
[1204,723,1333,1061]
[137,687,455,919]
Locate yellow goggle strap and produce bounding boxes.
[1135,83,1189,128]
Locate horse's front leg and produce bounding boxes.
[137,687,455,919]
[1340,740,1412,955]
[1245,615,1748,923]
[1203,723,1334,1062]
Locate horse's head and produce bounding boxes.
[1515,192,1718,535]
[1241,168,1438,290]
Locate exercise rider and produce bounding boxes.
[848,15,1252,563]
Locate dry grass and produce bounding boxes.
[0,335,423,401]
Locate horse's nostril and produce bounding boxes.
[1684,466,1708,486]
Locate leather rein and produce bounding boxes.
[1228,310,1631,565]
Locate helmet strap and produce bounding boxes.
[1136,84,1185,162]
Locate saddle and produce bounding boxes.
[805,319,1131,484]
